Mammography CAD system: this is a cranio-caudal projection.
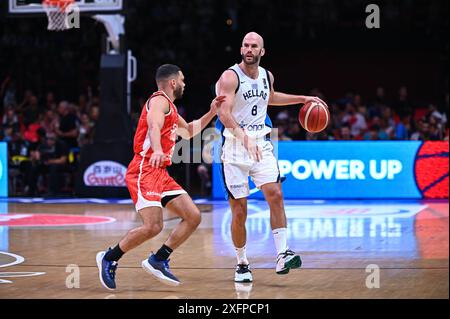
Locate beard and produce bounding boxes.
[174,85,184,100]
[241,53,260,65]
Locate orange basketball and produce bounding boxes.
[298,101,330,133]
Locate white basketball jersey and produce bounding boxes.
[216,64,272,139]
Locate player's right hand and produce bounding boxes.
[243,135,262,162]
[149,150,166,168]
[304,96,328,108]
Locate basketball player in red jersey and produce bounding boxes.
[97,64,225,290]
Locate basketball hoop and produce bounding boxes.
[42,0,75,31]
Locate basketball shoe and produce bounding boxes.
[234,264,253,282]
[141,254,180,286]
[276,249,302,274]
[96,249,118,290]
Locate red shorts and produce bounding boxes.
[126,155,186,210]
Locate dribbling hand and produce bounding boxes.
[303,96,328,108]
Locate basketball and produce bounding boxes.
[298,101,330,133]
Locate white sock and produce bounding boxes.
[272,228,288,255]
[235,245,249,265]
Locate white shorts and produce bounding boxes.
[220,137,280,199]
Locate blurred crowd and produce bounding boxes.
[2,74,447,197]
[0,76,100,196]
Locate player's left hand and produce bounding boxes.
[303,96,328,108]
[210,95,226,114]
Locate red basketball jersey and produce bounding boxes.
[133,91,178,167]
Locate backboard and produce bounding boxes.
[8,0,123,14]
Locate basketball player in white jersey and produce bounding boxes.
[215,32,326,282]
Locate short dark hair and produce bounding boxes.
[155,64,181,83]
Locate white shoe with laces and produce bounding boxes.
[276,249,302,274]
[234,264,253,282]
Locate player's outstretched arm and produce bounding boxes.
[147,95,169,167]
[177,96,226,140]
[267,71,327,107]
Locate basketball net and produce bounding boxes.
[42,0,75,31]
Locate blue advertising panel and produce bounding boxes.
[0,142,7,197]
[213,141,424,199]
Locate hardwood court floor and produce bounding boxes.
[0,199,448,299]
